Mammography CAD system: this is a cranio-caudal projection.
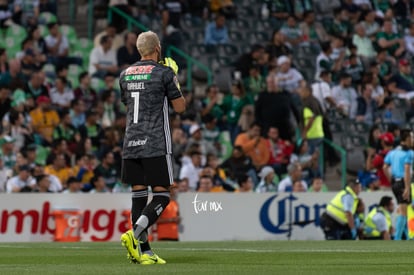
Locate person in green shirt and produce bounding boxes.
[376,19,405,58]
[220,81,253,144]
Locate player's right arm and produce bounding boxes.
[171,97,186,114]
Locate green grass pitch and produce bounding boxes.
[0,241,413,275]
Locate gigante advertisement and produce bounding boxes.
[0,192,394,242]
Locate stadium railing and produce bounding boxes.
[106,5,213,91]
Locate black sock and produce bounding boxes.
[131,189,148,229]
[140,233,151,253]
[134,191,170,240]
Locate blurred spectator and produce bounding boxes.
[52,110,77,146]
[45,22,81,67]
[2,91,30,132]
[365,69,385,106]
[312,70,337,113]
[177,177,189,192]
[308,176,328,192]
[299,10,329,45]
[5,164,35,192]
[313,0,341,19]
[117,31,140,70]
[332,73,358,118]
[159,0,184,66]
[376,19,405,58]
[263,0,290,27]
[28,26,47,63]
[179,89,202,124]
[0,158,12,192]
[0,48,8,74]
[292,0,313,20]
[360,9,380,40]
[33,174,52,193]
[89,175,110,193]
[315,42,344,82]
[341,0,362,23]
[29,95,59,145]
[62,176,83,193]
[255,76,300,140]
[32,163,62,192]
[371,132,394,189]
[72,154,94,186]
[356,83,378,125]
[201,84,224,126]
[197,175,213,192]
[20,49,42,80]
[44,153,73,187]
[69,98,86,129]
[199,167,225,192]
[23,70,49,102]
[0,59,25,89]
[186,123,216,160]
[277,162,308,192]
[280,14,303,47]
[89,35,118,78]
[275,55,304,95]
[39,0,57,15]
[236,174,253,192]
[205,153,234,191]
[73,72,97,110]
[393,0,414,26]
[375,49,393,83]
[179,149,203,191]
[387,58,414,100]
[204,13,229,47]
[221,80,253,143]
[13,0,39,27]
[78,110,104,151]
[100,90,119,128]
[201,114,221,154]
[98,127,122,163]
[0,84,11,122]
[255,165,277,193]
[244,64,266,99]
[234,122,269,170]
[404,22,414,57]
[0,135,17,169]
[171,127,187,179]
[219,145,257,186]
[290,139,319,183]
[292,180,307,192]
[6,110,33,152]
[93,23,124,51]
[265,126,294,178]
[353,23,377,64]
[0,0,12,28]
[50,76,74,110]
[328,7,352,39]
[265,29,291,61]
[93,151,119,191]
[235,44,266,79]
[210,0,236,19]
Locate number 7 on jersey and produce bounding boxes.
[131,92,140,123]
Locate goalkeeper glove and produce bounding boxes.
[160,57,179,75]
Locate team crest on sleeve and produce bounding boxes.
[173,75,181,91]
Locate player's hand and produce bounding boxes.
[160,57,179,75]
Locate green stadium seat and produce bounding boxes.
[38,24,49,37]
[90,77,105,91]
[60,24,78,49]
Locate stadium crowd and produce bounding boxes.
[1,0,414,196]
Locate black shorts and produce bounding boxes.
[391,178,411,204]
[121,155,174,187]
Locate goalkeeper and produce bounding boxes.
[119,30,186,265]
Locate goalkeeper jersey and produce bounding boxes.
[119,60,182,159]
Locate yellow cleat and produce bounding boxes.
[140,253,167,265]
[120,230,140,264]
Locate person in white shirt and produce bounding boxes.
[89,35,119,78]
[179,150,203,191]
[6,165,36,193]
[50,76,74,110]
[353,23,376,61]
[404,22,414,57]
[311,70,337,113]
[277,162,308,192]
[275,55,305,93]
[0,158,12,192]
[331,73,358,118]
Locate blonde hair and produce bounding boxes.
[136,31,160,57]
